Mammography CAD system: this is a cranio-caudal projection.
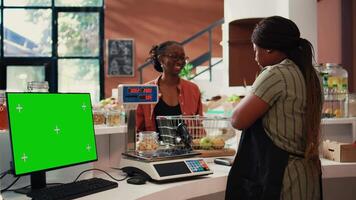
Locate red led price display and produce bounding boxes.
[128,88,140,93]
[128,87,153,94]
[143,88,152,93]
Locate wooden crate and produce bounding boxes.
[322,140,356,162]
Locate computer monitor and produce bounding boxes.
[6,92,98,194]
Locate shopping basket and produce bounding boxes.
[156,115,236,150]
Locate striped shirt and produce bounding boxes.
[251,59,320,200]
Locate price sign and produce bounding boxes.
[118,84,158,104]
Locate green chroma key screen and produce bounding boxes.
[6,93,98,175]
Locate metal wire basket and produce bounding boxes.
[156,115,235,150]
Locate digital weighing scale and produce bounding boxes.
[121,157,212,182]
[117,84,213,182]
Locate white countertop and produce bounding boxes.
[3,158,356,200]
[321,158,356,178]
[2,162,230,200]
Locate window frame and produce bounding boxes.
[0,1,105,100]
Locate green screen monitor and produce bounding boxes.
[6,93,98,194]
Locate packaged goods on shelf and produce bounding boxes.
[318,63,348,118]
[136,131,159,151]
[322,140,356,162]
[106,110,120,126]
[93,109,106,125]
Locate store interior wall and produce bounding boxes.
[224,0,317,81]
[104,0,355,97]
[353,1,356,92]
[317,0,356,92]
[317,0,342,64]
[104,0,223,98]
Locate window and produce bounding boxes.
[0,0,104,103]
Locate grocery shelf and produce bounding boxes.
[321,117,356,125]
[94,124,127,135]
[321,158,356,178]
[321,117,356,143]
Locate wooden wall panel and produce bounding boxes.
[341,0,354,92]
[104,0,223,97]
[229,18,262,86]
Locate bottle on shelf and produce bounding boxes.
[323,63,349,118]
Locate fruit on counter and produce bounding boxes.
[199,137,213,150]
[211,137,225,149]
[227,95,241,103]
[227,95,243,107]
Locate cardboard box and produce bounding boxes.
[322,140,356,162]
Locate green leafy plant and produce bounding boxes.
[179,63,194,79]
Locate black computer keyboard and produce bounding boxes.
[29,177,118,200]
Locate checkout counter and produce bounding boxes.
[1,85,356,200]
[2,156,356,200]
[1,161,230,200]
[1,126,356,200]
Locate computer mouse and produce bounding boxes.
[127,176,148,185]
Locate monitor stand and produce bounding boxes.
[15,171,46,195]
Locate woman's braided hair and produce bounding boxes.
[147,41,181,72]
[251,16,322,168]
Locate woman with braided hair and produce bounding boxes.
[136,41,203,139]
[226,16,322,200]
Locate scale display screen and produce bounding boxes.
[154,161,191,177]
[118,84,158,104]
[153,159,210,177]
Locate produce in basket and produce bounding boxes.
[191,136,226,150]
[192,139,200,149]
[211,137,225,149]
[199,137,213,150]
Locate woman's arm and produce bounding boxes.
[231,94,269,130]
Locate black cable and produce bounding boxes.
[0,170,11,179]
[73,168,128,183]
[1,176,20,193]
[6,182,63,192]
[0,173,7,180]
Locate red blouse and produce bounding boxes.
[136,76,203,132]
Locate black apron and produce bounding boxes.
[225,118,292,200]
